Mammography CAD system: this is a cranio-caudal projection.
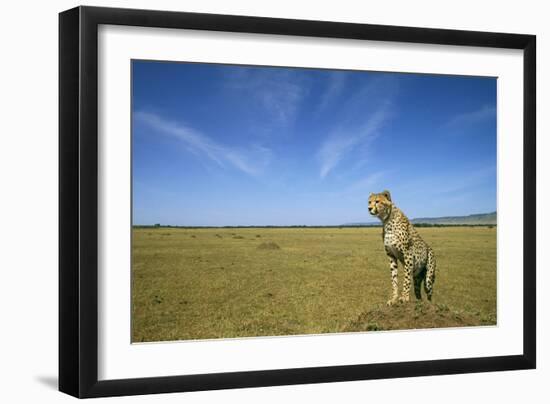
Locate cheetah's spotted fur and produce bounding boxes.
[368,190,437,305]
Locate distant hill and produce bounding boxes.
[343,211,496,227]
[411,211,496,225]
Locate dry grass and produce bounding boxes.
[131,226,496,342]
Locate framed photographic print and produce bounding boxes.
[59,6,536,398]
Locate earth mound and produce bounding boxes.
[344,301,493,332]
[257,241,281,250]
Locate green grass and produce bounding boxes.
[132,226,496,342]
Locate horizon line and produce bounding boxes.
[133,210,497,228]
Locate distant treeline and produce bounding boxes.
[133,223,496,229]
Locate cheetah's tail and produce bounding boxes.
[424,250,436,301]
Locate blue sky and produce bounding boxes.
[132,61,496,226]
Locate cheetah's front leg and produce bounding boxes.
[386,256,399,306]
[400,250,413,303]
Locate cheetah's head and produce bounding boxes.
[368,190,392,219]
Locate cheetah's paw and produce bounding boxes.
[386,297,399,306]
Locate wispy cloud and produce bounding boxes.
[317,72,348,113]
[317,101,391,178]
[346,172,386,193]
[395,164,496,197]
[135,111,271,176]
[446,104,496,129]
[296,171,385,203]
[225,68,308,125]
[385,164,496,218]
[432,165,496,196]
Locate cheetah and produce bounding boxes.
[368,190,436,305]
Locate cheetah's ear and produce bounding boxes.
[382,190,392,201]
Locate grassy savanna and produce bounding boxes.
[132,226,496,342]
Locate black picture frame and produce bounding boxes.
[59,5,536,398]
